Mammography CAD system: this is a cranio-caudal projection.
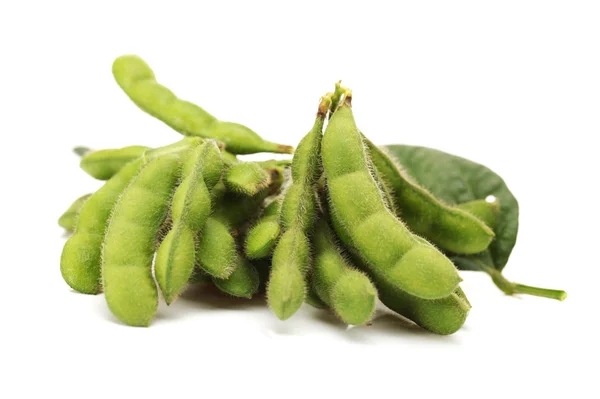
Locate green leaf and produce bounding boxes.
[384,144,518,271]
[384,145,566,301]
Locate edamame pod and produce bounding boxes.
[322,95,461,300]
[377,277,471,335]
[267,98,328,320]
[102,155,181,327]
[197,179,280,279]
[245,198,282,259]
[58,193,92,232]
[366,139,495,255]
[60,158,145,294]
[155,141,224,304]
[112,55,293,154]
[223,162,270,196]
[213,255,260,298]
[457,199,500,230]
[80,145,150,180]
[312,218,377,325]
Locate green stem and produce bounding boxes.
[479,263,567,301]
[512,284,568,301]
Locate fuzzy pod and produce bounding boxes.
[112,55,292,154]
[79,145,150,180]
[267,227,311,320]
[213,254,260,298]
[312,218,377,325]
[366,139,495,255]
[60,158,145,294]
[224,162,270,196]
[267,103,327,320]
[196,185,276,278]
[155,141,224,304]
[457,199,500,230]
[377,276,471,335]
[58,193,92,232]
[245,199,282,259]
[102,155,181,327]
[321,97,461,300]
[196,217,238,278]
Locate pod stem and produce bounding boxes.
[319,93,334,118]
[480,263,567,301]
[329,81,345,117]
[261,141,294,154]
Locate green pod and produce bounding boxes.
[155,141,224,304]
[457,199,500,230]
[267,227,311,320]
[223,162,269,196]
[312,219,377,325]
[60,158,145,294]
[377,276,471,335]
[112,55,293,154]
[80,145,150,180]
[213,254,260,298]
[245,199,282,259]
[196,218,237,278]
[102,155,181,327]
[322,97,461,300]
[366,140,495,255]
[197,186,275,278]
[58,193,92,232]
[267,101,327,320]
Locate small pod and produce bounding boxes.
[223,162,270,196]
[80,145,150,180]
[196,180,280,279]
[245,199,282,259]
[366,139,495,255]
[60,158,145,294]
[321,96,461,300]
[58,193,92,232]
[155,141,224,304]
[112,55,293,154]
[102,155,181,327]
[312,218,377,325]
[267,99,328,320]
[212,254,260,298]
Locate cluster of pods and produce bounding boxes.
[59,55,566,335]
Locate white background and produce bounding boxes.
[1,1,598,398]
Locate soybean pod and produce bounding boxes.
[60,159,145,294]
[79,145,150,180]
[245,198,282,259]
[365,139,495,255]
[267,96,329,320]
[223,162,270,196]
[321,94,461,300]
[456,198,500,230]
[102,155,181,327]
[112,55,293,155]
[312,218,377,325]
[155,141,224,304]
